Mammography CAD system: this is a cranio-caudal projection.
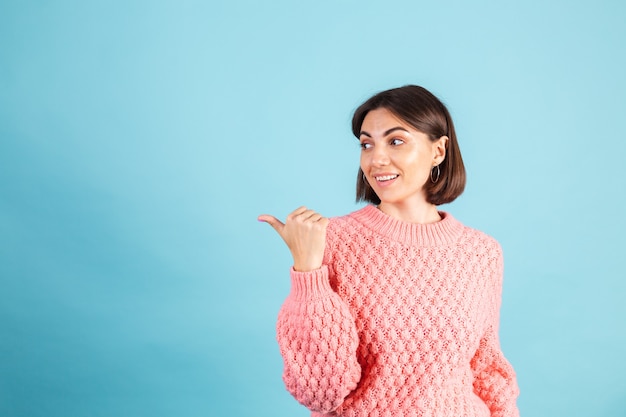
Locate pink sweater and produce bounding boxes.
[276,205,519,417]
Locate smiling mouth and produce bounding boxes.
[375,174,399,182]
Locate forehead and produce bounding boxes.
[361,108,416,134]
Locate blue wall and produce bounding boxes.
[1,1,625,416]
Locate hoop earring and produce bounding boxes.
[430,165,440,183]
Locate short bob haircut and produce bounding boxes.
[352,85,466,206]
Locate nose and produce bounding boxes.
[371,145,390,166]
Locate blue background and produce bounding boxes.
[1,0,625,416]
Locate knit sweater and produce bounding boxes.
[276,205,519,417]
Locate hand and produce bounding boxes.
[258,206,329,272]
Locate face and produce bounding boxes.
[359,107,447,208]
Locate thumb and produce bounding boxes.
[257,214,285,236]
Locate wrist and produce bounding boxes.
[293,262,322,272]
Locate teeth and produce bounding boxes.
[375,175,398,181]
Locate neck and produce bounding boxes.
[377,200,441,224]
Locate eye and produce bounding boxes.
[360,142,372,150]
[390,138,404,146]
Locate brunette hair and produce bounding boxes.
[352,85,466,206]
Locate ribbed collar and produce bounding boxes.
[349,205,466,247]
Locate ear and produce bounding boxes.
[432,135,448,165]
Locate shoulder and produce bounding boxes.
[321,208,369,267]
[452,216,504,259]
[326,206,369,241]
[322,206,374,256]
[450,217,505,293]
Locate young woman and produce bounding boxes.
[259,85,520,417]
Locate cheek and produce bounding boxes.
[405,152,433,180]
[405,151,427,168]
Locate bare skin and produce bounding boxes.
[359,108,447,224]
[258,207,329,272]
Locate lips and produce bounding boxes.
[374,174,399,182]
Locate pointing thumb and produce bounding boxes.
[257,214,285,236]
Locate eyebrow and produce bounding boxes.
[359,127,410,137]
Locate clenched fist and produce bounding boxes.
[258,206,329,272]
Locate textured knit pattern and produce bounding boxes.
[276,205,519,417]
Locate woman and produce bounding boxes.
[258,85,520,417]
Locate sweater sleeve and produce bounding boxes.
[276,266,362,413]
[471,325,520,417]
[470,244,520,417]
